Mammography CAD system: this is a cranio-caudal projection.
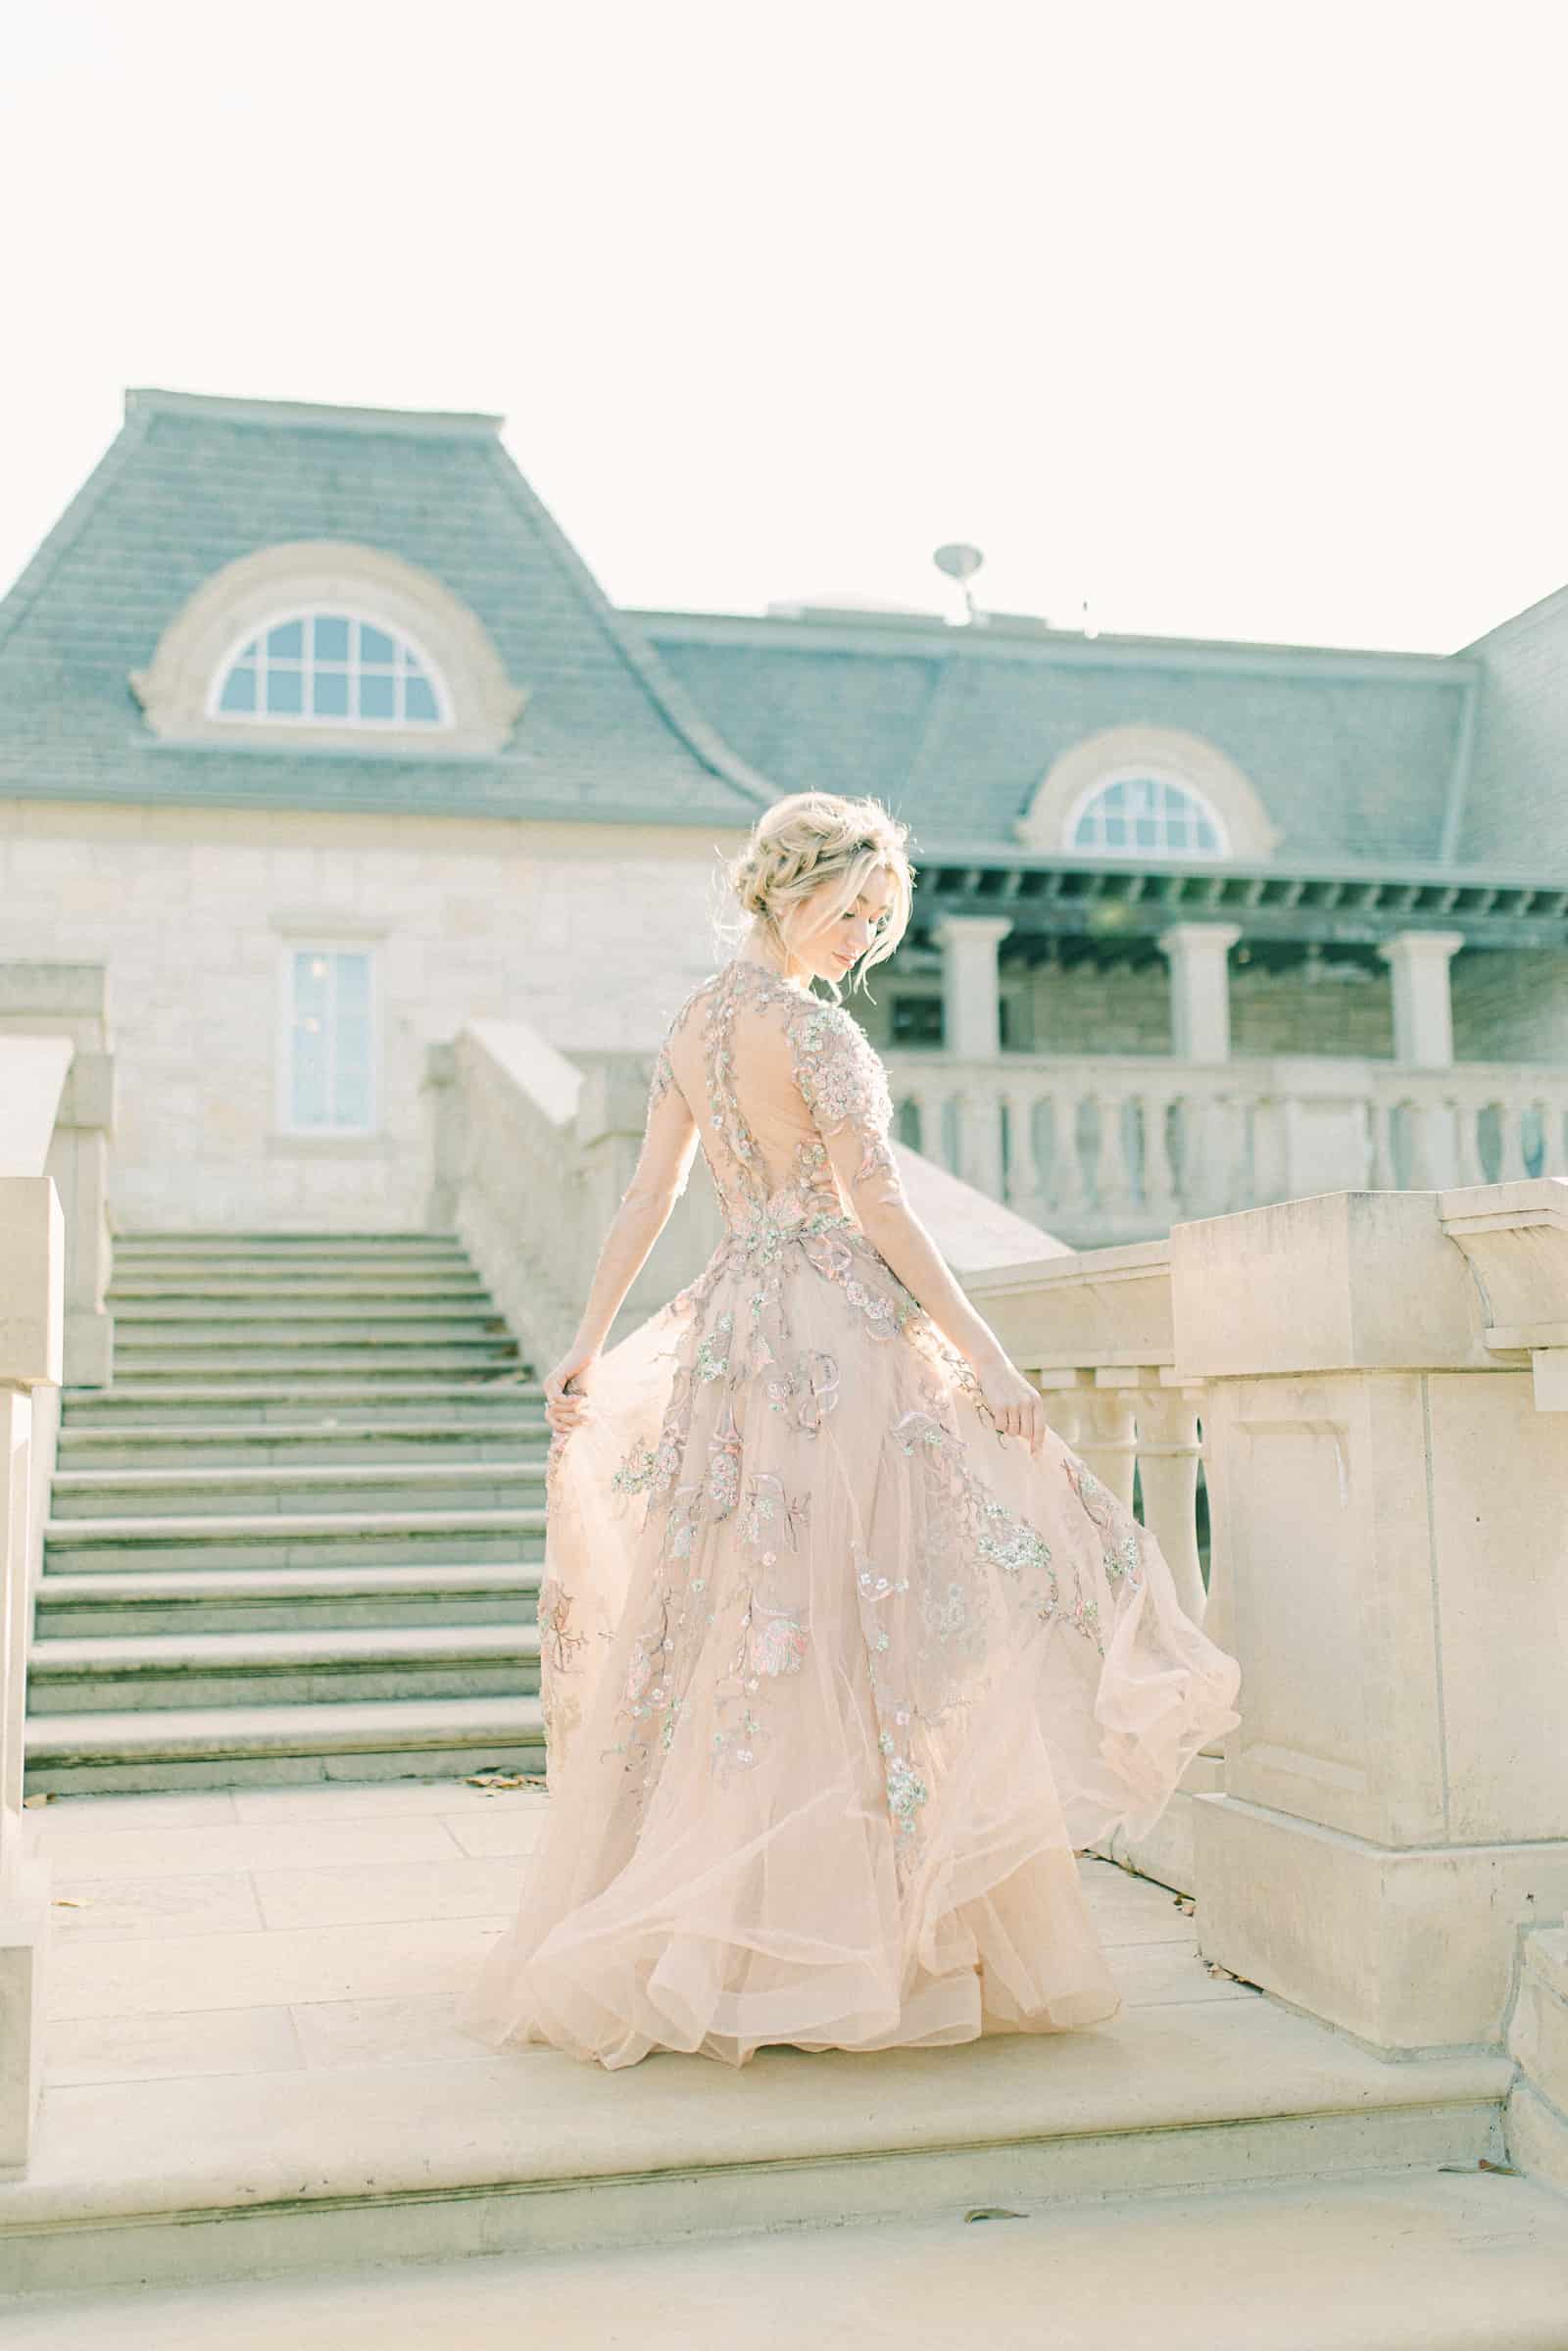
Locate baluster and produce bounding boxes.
[1142,1088,1180,1224]
[1099,1088,1138,1223]
[1499,1099,1530,1182]
[1044,1084,1089,1224]
[1452,1091,1488,1187]
[1543,1102,1568,1179]
[1075,1376,1139,1510]
[955,1085,1004,1200]
[1002,1086,1043,1215]
[1078,1092,1109,1234]
[1367,1094,1396,1191]
[1134,1380,1207,1623]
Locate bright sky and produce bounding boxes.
[4,0,1564,654]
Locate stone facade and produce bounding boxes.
[0,801,729,1230]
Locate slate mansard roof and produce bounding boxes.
[0,385,1559,883]
[0,389,773,827]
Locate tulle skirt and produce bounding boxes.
[458,1226,1241,2069]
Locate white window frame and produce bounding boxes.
[210,606,454,732]
[1064,767,1232,860]
[276,944,380,1139]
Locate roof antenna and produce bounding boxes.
[933,542,984,624]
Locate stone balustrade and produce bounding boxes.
[963,1175,1568,2121]
[890,1049,1568,1248]
[0,1037,71,2176]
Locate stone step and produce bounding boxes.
[26,1624,543,1713]
[112,1232,468,1255]
[23,1693,546,1794]
[35,1561,543,1636]
[50,1462,549,1518]
[98,1353,521,1388]
[109,1275,489,1301]
[112,1307,509,1343]
[55,1420,549,1471]
[63,1381,544,1425]
[114,1329,518,1358]
[0,1967,1515,2293]
[9,2173,1568,2350]
[43,1510,548,1574]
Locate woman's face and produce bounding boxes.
[788,861,900,985]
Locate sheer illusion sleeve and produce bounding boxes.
[793,1003,906,1215]
[621,1030,698,1211]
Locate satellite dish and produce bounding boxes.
[933,543,984,583]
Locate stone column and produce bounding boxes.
[1378,929,1465,1068]
[1158,923,1242,1062]
[1176,1186,1568,2054]
[934,916,1012,1062]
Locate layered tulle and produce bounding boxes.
[458,1188,1241,2071]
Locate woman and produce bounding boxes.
[459,791,1240,2070]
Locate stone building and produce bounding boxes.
[4,385,1568,1247]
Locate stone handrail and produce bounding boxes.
[428,1021,1064,1380]
[0,966,115,1389]
[0,1039,71,2175]
[889,1049,1568,1248]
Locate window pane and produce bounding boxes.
[268,621,304,659]
[333,952,370,1017]
[1196,819,1219,852]
[404,673,439,722]
[360,623,396,665]
[333,1015,373,1128]
[1165,818,1191,851]
[266,666,304,715]
[1103,816,1128,847]
[313,613,350,661]
[1135,815,1158,848]
[1102,781,1127,810]
[290,954,332,1128]
[313,669,350,718]
[219,663,256,713]
[359,672,395,720]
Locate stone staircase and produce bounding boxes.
[24,1234,550,1794]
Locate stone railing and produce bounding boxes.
[427,1023,1064,1381]
[0,965,115,1388]
[890,1049,1568,1248]
[0,1041,71,2176]
[961,1174,1568,2166]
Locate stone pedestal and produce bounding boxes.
[1176,1188,1568,2052]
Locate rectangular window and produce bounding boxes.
[281,948,376,1134]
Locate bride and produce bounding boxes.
[459,791,1240,2070]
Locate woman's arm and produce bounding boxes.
[544,1049,698,1434]
[799,1004,1047,1451]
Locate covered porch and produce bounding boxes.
[871,852,1568,1246]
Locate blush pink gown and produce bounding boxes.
[459,956,1241,2070]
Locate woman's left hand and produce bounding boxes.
[543,1344,599,1437]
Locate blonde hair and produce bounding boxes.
[727,792,914,994]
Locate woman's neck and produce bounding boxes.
[737,928,810,991]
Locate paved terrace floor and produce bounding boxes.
[4,1778,1565,2345]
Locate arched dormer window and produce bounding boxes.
[129,541,526,754]
[1015,724,1278,861]
[1068,772,1227,858]
[212,612,449,729]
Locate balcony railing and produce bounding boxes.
[889,1051,1568,1246]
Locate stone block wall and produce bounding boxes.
[0,800,729,1232]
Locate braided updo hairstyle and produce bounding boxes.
[727,792,914,991]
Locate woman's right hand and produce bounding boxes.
[543,1343,599,1438]
[975,1353,1048,1454]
